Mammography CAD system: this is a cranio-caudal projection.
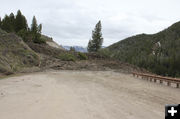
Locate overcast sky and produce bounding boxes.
[1,0,180,46]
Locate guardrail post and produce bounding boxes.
[167,81,170,86]
[154,78,156,82]
[146,77,149,80]
[150,78,152,82]
[132,72,180,88]
[150,77,152,81]
[176,83,179,88]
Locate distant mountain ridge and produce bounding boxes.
[63,46,88,52]
[101,21,180,77]
[63,46,106,52]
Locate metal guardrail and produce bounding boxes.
[132,72,180,88]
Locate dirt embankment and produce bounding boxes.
[22,42,146,74]
[26,43,146,73]
[0,32,39,75]
[0,71,179,119]
[0,28,147,76]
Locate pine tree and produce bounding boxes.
[1,13,16,32]
[1,15,11,32]
[38,24,42,34]
[87,39,94,52]
[87,21,103,52]
[9,13,15,32]
[31,16,38,33]
[31,16,45,44]
[15,10,28,32]
[70,47,75,52]
[0,17,2,28]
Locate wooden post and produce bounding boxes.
[177,83,179,88]
[167,82,170,86]
[150,78,152,82]
[132,72,180,88]
[154,78,156,82]
[146,77,149,80]
[147,77,149,81]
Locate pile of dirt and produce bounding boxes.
[46,59,147,73]
[27,42,65,57]
[25,42,147,73]
[0,28,147,76]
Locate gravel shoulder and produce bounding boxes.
[0,70,179,119]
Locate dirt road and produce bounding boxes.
[0,71,179,119]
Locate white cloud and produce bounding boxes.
[0,0,180,46]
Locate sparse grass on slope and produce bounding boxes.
[0,29,39,74]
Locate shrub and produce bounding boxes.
[78,52,88,60]
[98,48,111,58]
[17,29,29,42]
[58,53,76,61]
[70,47,75,52]
[32,33,46,44]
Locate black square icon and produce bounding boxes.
[165,104,180,119]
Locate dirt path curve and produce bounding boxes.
[0,71,179,119]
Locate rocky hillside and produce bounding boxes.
[101,21,180,77]
[0,29,39,74]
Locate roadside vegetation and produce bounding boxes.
[78,52,88,60]
[57,53,76,61]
